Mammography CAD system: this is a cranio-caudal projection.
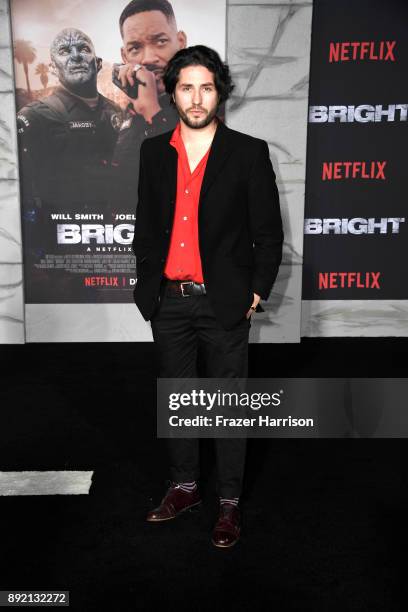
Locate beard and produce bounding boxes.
[175,103,218,129]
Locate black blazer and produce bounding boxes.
[132,119,283,330]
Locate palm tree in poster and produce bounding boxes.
[14,39,37,96]
[35,62,49,91]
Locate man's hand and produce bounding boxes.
[246,293,261,319]
[118,64,161,123]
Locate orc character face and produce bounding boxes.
[50,28,101,95]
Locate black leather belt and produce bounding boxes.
[164,279,206,297]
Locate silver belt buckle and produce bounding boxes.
[180,281,194,297]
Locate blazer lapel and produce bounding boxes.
[162,137,178,202]
[200,120,233,200]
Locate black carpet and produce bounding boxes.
[0,339,407,611]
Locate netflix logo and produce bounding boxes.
[318,272,381,290]
[84,276,119,286]
[322,161,386,180]
[329,41,396,62]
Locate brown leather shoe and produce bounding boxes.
[211,503,241,548]
[146,483,202,522]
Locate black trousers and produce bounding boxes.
[150,278,251,498]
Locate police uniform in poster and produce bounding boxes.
[18,86,121,212]
[18,86,122,303]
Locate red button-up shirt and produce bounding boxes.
[163,122,211,283]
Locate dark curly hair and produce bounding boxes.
[163,45,234,105]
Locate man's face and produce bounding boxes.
[121,10,186,94]
[173,65,219,129]
[50,29,98,92]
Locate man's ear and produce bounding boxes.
[177,30,187,49]
[120,47,127,64]
[96,57,103,72]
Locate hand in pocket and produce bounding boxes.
[246,292,262,319]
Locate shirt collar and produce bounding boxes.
[170,117,220,148]
[170,121,181,147]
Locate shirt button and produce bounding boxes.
[183,216,188,221]
[185,189,189,194]
[180,242,185,247]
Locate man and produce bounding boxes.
[17,28,121,302]
[112,0,186,203]
[132,46,283,547]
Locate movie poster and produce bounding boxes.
[10,0,226,304]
